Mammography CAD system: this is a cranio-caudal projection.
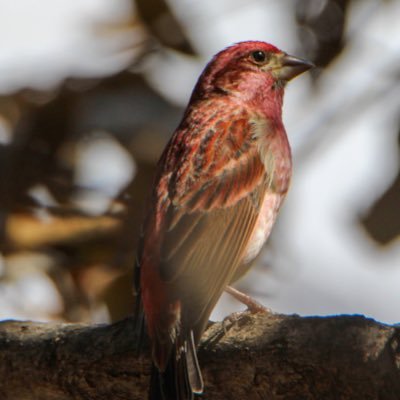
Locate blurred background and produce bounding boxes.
[0,0,399,325]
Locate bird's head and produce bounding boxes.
[191,41,314,107]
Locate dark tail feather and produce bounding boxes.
[133,288,146,355]
[149,331,203,400]
[186,330,203,394]
[149,357,192,400]
[133,249,145,353]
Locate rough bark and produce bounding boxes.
[1,312,400,400]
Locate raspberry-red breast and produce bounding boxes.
[134,41,314,400]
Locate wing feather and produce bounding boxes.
[160,173,265,332]
[151,105,269,338]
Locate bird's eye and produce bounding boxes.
[250,50,268,64]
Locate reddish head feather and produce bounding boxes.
[191,41,282,101]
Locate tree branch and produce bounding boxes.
[1,312,400,399]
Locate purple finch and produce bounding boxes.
[134,41,313,399]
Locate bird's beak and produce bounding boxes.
[276,54,315,81]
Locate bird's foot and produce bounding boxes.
[202,287,271,348]
[225,286,271,314]
[202,312,247,348]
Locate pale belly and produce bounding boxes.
[242,192,283,264]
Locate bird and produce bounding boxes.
[134,40,314,399]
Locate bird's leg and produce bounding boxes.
[225,286,271,313]
[202,287,271,347]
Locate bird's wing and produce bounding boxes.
[158,107,268,332]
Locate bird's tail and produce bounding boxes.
[149,331,203,400]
